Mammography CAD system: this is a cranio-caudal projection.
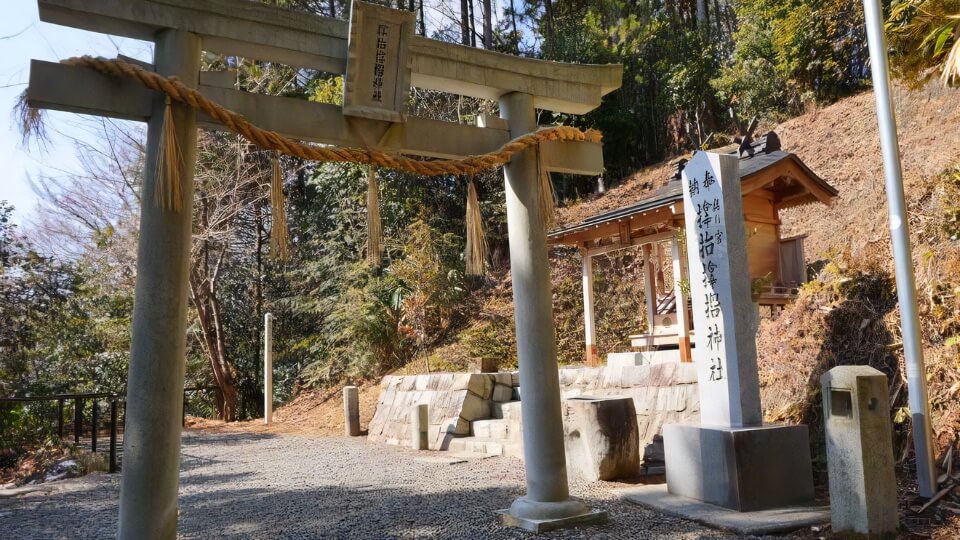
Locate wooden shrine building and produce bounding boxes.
[547,133,838,366]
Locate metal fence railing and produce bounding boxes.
[1,386,220,474]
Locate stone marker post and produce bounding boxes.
[680,151,761,427]
[264,313,273,424]
[662,151,814,511]
[343,386,361,437]
[118,29,200,540]
[411,403,428,450]
[496,92,604,532]
[821,366,898,537]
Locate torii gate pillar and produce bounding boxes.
[497,92,605,530]
[118,29,201,540]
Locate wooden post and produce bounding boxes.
[642,244,657,340]
[581,252,598,366]
[264,313,273,424]
[118,29,201,540]
[672,234,692,362]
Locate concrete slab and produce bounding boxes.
[615,484,829,536]
[495,508,607,533]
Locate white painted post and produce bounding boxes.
[118,29,201,540]
[411,403,428,450]
[581,253,598,366]
[498,92,598,526]
[671,235,692,362]
[264,313,273,424]
[642,243,657,340]
[680,151,763,428]
[343,386,361,436]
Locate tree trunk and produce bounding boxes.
[461,0,471,45]
[510,0,519,54]
[418,0,426,36]
[482,0,492,49]
[189,244,239,422]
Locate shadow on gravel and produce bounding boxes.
[174,485,616,539]
[183,431,279,445]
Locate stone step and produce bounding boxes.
[491,400,522,421]
[470,418,513,439]
[446,436,522,457]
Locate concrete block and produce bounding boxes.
[564,396,640,481]
[821,366,898,537]
[663,423,814,511]
[443,416,470,436]
[467,374,495,399]
[343,386,361,437]
[451,373,473,391]
[459,392,491,421]
[607,352,645,368]
[510,371,521,387]
[492,383,513,402]
[494,373,513,386]
[411,404,428,450]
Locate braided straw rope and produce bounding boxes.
[62,56,603,176]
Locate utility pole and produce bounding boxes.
[861,0,937,499]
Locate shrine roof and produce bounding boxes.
[548,133,838,244]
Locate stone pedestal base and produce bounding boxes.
[496,497,607,533]
[663,423,814,511]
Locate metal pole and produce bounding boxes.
[74,398,82,445]
[91,399,98,453]
[118,29,201,540]
[57,398,64,440]
[862,0,937,498]
[264,313,273,424]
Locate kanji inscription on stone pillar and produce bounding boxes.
[680,151,763,428]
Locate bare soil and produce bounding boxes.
[187,381,380,438]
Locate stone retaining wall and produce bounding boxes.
[558,362,700,448]
[366,372,518,450]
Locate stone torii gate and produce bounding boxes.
[25,0,622,537]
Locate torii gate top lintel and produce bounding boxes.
[39,0,623,115]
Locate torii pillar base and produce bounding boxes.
[496,501,607,533]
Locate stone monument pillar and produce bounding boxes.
[821,366,898,536]
[662,151,814,511]
[343,386,361,437]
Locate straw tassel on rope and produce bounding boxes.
[270,154,289,261]
[464,174,487,276]
[154,95,183,212]
[366,165,383,267]
[536,145,557,230]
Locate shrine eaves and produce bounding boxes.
[30,0,623,174]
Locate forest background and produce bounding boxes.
[2,0,957,435]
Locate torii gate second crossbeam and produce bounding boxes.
[25,1,623,537]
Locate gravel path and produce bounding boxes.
[1,431,758,539]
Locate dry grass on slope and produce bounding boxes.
[187,381,380,437]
